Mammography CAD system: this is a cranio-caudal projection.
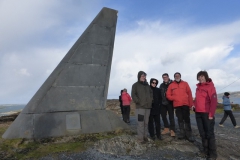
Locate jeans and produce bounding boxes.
[161,104,175,131]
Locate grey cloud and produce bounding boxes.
[0,0,101,103]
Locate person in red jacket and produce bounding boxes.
[194,71,217,160]
[166,72,194,142]
[121,88,132,123]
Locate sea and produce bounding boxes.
[1,97,240,117]
[218,97,240,105]
[0,104,25,117]
[230,97,240,104]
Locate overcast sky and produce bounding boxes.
[1,0,240,104]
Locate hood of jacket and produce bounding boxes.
[150,78,159,88]
[222,95,229,100]
[137,71,148,85]
[196,78,214,87]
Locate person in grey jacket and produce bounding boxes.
[131,71,153,143]
[219,92,239,128]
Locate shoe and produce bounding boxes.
[206,157,216,160]
[157,136,163,140]
[178,123,185,139]
[196,151,207,158]
[234,125,240,128]
[144,137,150,142]
[161,128,170,135]
[170,130,175,137]
[150,136,156,141]
[219,124,224,127]
[137,139,145,144]
[185,123,195,142]
[127,120,130,123]
[186,135,195,142]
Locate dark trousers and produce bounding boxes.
[175,105,193,139]
[175,105,191,124]
[219,110,237,126]
[148,114,161,138]
[122,105,130,122]
[120,105,124,119]
[195,112,217,158]
[161,104,175,131]
[120,105,123,114]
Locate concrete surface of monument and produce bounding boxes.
[3,7,129,139]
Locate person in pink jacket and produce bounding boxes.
[194,71,217,160]
[121,88,132,123]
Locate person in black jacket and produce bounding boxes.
[148,78,162,140]
[160,73,176,137]
[119,90,124,120]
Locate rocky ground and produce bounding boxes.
[1,100,240,160]
[38,112,240,160]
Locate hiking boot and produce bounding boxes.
[143,137,149,142]
[137,139,145,144]
[206,157,217,160]
[219,124,224,127]
[186,135,195,142]
[161,128,170,135]
[178,123,185,139]
[170,130,175,137]
[234,125,240,128]
[196,151,207,158]
[185,123,195,142]
[150,136,156,141]
[157,136,163,140]
[201,138,208,156]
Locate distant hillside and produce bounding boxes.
[217,91,240,104]
[217,91,240,98]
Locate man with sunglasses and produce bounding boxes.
[131,71,153,143]
[159,73,175,137]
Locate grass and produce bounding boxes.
[14,142,86,159]
[0,123,131,160]
[215,108,224,114]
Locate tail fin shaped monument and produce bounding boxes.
[3,7,129,139]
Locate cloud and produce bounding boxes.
[17,68,30,76]
[1,1,240,104]
[0,0,101,103]
[108,20,240,98]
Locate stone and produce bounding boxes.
[94,135,155,156]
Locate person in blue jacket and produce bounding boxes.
[219,92,239,128]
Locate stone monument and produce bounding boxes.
[3,7,129,139]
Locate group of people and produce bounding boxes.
[131,70,239,160]
[119,70,239,160]
[131,71,196,143]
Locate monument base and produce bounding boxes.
[2,110,130,139]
